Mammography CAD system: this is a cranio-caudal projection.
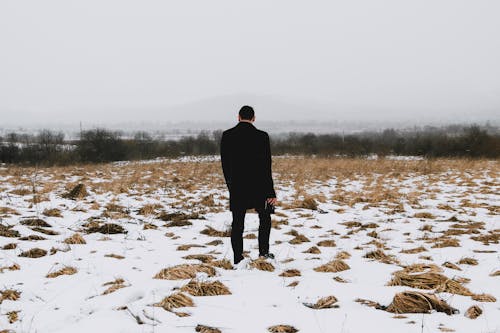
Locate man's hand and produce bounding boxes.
[266,197,277,205]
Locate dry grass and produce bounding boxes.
[64,233,86,244]
[268,325,299,333]
[442,262,461,270]
[471,293,496,302]
[63,183,88,200]
[177,244,206,251]
[200,226,231,237]
[154,264,216,280]
[104,253,125,259]
[400,246,427,254]
[46,266,77,278]
[180,279,231,296]
[102,278,127,295]
[0,289,21,304]
[183,254,215,263]
[20,218,51,227]
[0,263,20,273]
[2,243,17,250]
[465,305,482,319]
[388,270,473,296]
[19,248,47,258]
[457,257,478,266]
[250,258,275,272]
[303,295,338,309]
[490,270,500,277]
[137,203,163,216]
[7,311,19,324]
[364,249,399,265]
[317,240,336,247]
[154,292,194,311]
[385,291,458,315]
[195,324,222,333]
[314,260,350,273]
[209,259,233,270]
[43,208,62,217]
[85,223,127,234]
[0,225,20,238]
[303,246,321,254]
[279,269,301,277]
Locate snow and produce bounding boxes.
[0,157,499,333]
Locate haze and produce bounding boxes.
[1,0,499,126]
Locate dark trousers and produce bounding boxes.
[231,208,271,263]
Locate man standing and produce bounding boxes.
[220,105,277,265]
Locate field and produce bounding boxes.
[0,157,499,333]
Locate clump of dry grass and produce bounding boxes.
[286,229,310,244]
[137,203,163,216]
[209,259,233,270]
[303,246,321,254]
[180,279,231,296]
[85,223,127,234]
[333,276,349,283]
[465,305,482,319]
[279,269,301,277]
[154,292,194,311]
[388,270,473,296]
[102,278,127,295]
[200,226,231,237]
[303,295,338,309]
[0,225,20,238]
[43,208,62,217]
[400,263,442,274]
[471,294,496,302]
[0,263,20,273]
[431,237,460,248]
[250,258,275,272]
[490,270,500,277]
[364,249,399,265]
[299,197,318,210]
[400,246,427,254]
[442,262,461,270]
[195,324,222,333]
[268,325,299,333]
[2,243,17,250]
[414,212,435,219]
[177,244,206,251]
[385,291,458,315]
[154,264,216,280]
[63,183,88,200]
[104,253,125,259]
[31,226,59,235]
[0,207,20,216]
[19,234,46,241]
[7,310,19,323]
[20,218,51,227]
[335,251,351,260]
[143,223,158,230]
[19,248,47,258]
[0,289,21,303]
[64,233,86,244]
[46,266,77,278]
[317,240,336,247]
[314,260,350,273]
[182,254,215,263]
[457,257,478,266]
[287,281,299,287]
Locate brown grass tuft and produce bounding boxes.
[400,246,427,254]
[200,226,231,237]
[63,183,88,200]
[154,264,216,280]
[490,270,500,277]
[64,233,86,244]
[465,305,482,319]
[195,324,222,333]
[385,291,458,315]
[43,208,62,217]
[19,248,47,258]
[317,240,336,247]
[457,257,478,266]
[388,270,473,296]
[209,259,233,270]
[85,223,126,234]
[180,279,231,296]
[279,269,301,277]
[250,258,275,272]
[182,254,215,263]
[155,292,194,311]
[364,249,399,264]
[300,197,318,210]
[303,246,321,254]
[442,261,461,270]
[46,266,77,278]
[303,295,338,309]
[2,243,17,250]
[20,218,51,227]
[314,260,350,273]
[268,325,299,333]
[471,293,496,302]
[0,225,20,238]
[102,278,127,295]
[0,289,21,303]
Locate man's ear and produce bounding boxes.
[238,115,241,121]
[252,116,256,122]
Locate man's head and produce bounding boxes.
[238,105,255,123]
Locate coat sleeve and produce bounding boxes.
[220,131,232,190]
[264,133,276,198]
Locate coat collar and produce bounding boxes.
[236,121,255,128]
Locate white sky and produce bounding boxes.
[1,0,499,123]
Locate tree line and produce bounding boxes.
[0,125,498,166]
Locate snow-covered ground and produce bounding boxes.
[0,157,498,333]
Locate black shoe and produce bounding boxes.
[234,256,244,265]
[259,253,275,260]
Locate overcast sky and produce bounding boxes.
[1,0,499,124]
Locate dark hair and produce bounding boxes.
[239,105,255,120]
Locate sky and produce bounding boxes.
[1,0,499,125]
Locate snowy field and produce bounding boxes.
[0,157,498,333]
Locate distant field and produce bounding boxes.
[0,157,498,332]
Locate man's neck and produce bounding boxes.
[239,120,254,124]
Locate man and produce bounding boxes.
[220,105,277,265]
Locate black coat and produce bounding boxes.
[220,122,276,211]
